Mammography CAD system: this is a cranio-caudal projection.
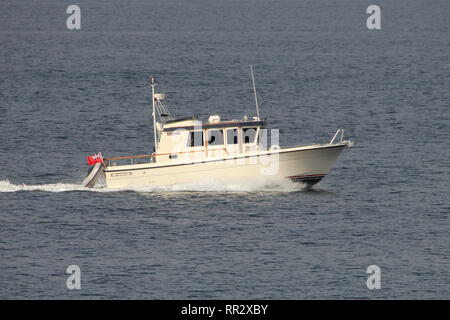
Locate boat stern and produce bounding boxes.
[83,152,105,188]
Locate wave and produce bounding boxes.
[0,177,306,193]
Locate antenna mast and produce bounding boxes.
[149,77,158,151]
[250,64,260,119]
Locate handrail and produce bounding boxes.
[330,129,344,144]
[106,148,228,161]
[106,154,153,161]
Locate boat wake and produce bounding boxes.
[0,177,307,193]
[0,179,91,193]
[130,176,307,193]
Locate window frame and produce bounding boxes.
[187,130,204,148]
[226,128,239,145]
[206,129,224,147]
[242,127,258,144]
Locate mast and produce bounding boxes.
[149,77,158,151]
[250,64,260,119]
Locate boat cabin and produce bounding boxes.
[154,115,266,163]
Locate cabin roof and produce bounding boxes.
[162,119,266,132]
[164,116,198,125]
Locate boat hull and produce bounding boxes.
[102,143,347,189]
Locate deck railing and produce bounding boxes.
[106,148,229,166]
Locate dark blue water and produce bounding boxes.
[0,0,449,299]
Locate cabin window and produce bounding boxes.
[207,130,224,146]
[226,129,238,145]
[188,131,204,147]
[243,128,257,144]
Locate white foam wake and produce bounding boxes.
[126,176,306,193]
[0,179,89,193]
[0,177,306,193]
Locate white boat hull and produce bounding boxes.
[102,143,348,189]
